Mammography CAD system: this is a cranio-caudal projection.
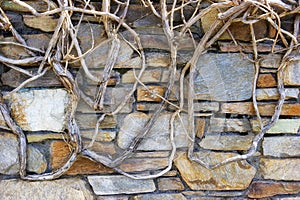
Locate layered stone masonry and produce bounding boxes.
[0,0,300,199]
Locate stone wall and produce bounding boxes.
[0,0,300,199]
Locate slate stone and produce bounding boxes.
[0,178,93,200]
[284,60,300,86]
[87,175,156,195]
[263,136,300,157]
[174,152,256,190]
[0,133,47,174]
[117,112,189,150]
[194,53,254,101]
[4,89,69,132]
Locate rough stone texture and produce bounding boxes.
[133,194,187,200]
[137,86,165,102]
[260,158,300,180]
[76,114,116,129]
[136,103,161,111]
[199,135,254,151]
[1,0,57,12]
[201,8,266,41]
[81,130,116,142]
[117,112,189,150]
[257,74,277,87]
[122,69,161,83]
[119,156,169,172]
[194,102,219,112]
[157,178,185,191]
[77,87,134,114]
[51,141,114,175]
[263,136,300,157]
[196,119,206,138]
[174,152,256,190]
[208,118,251,133]
[27,133,66,143]
[194,53,254,101]
[0,133,47,174]
[219,42,284,53]
[23,15,58,32]
[221,102,300,116]
[260,54,282,68]
[284,60,300,86]
[87,175,156,195]
[0,178,93,200]
[256,88,299,100]
[251,119,300,134]
[4,89,69,132]
[248,181,300,198]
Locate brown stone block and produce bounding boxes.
[23,15,58,32]
[248,181,300,198]
[221,102,300,116]
[137,86,165,102]
[196,119,206,138]
[157,177,185,191]
[51,141,113,175]
[257,74,277,88]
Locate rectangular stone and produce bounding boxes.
[196,119,206,138]
[81,130,116,142]
[194,53,254,101]
[263,136,300,157]
[1,0,57,12]
[23,15,58,32]
[4,89,69,132]
[51,141,113,175]
[221,102,300,116]
[87,175,155,195]
[260,158,300,180]
[251,119,300,134]
[256,88,299,100]
[284,61,300,86]
[76,114,116,129]
[136,103,161,111]
[137,86,165,102]
[119,157,169,172]
[194,102,219,112]
[122,69,161,83]
[208,118,251,133]
[257,74,277,88]
[260,54,282,68]
[134,194,187,200]
[199,135,254,151]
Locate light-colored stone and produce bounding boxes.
[0,178,93,200]
[260,158,300,180]
[194,53,254,101]
[133,194,186,200]
[248,181,300,198]
[81,130,116,142]
[263,136,300,157]
[83,38,134,68]
[0,133,46,174]
[174,152,256,190]
[208,118,251,133]
[157,178,185,191]
[251,119,300,134]
[199,135,254,151]
[284,60,300,86]
[4,89,69,132]
[117,112,189,150]
[120,157,169,172]
[256,88,299,100]
[76,114,116,129]
[23,15,58,32]
[122,70,161,83]
[137,86,165,102]
[27,133,67,143]
[194,102,219,112]
[87,175,156,195]
[260,54,282,68]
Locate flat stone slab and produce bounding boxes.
[87,175,155,195]
[4,89,69,132]
[194,53,254,101]
[174,152,256,190]
[0,178,93,200]
[263,136,300,157]
[117,112,189,150]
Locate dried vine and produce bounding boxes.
[0,0,299,180]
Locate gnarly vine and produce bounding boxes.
[0,0,299,180]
